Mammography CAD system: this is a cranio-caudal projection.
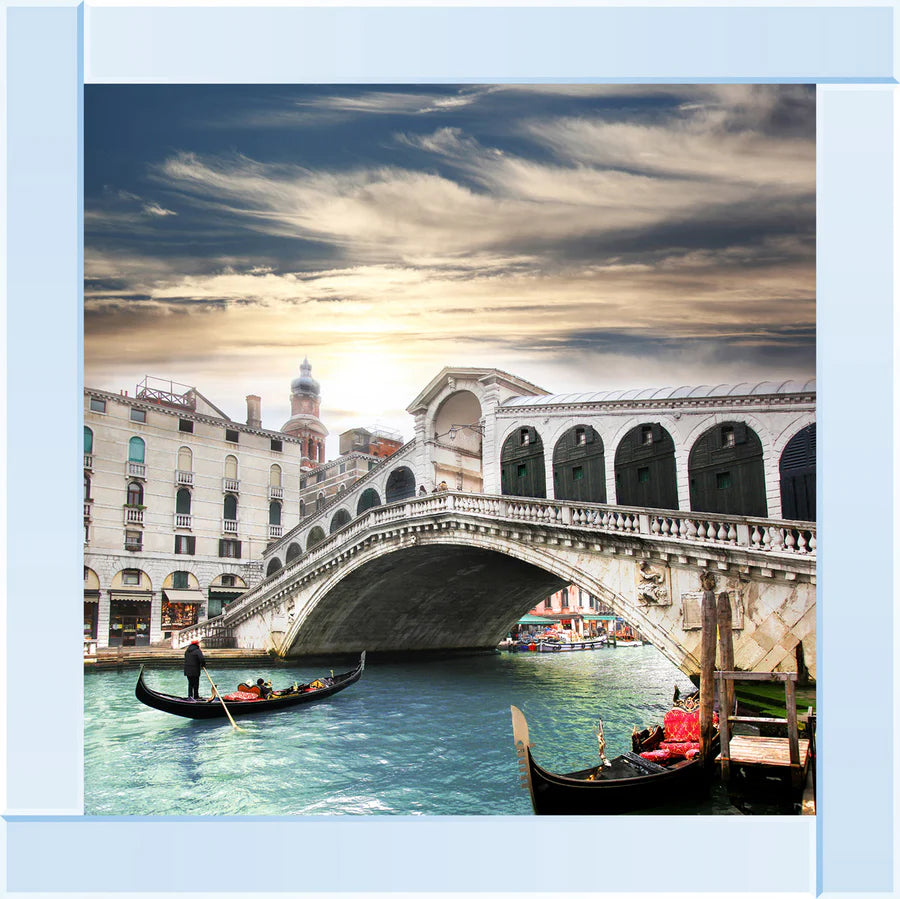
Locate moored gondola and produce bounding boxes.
[511,702,717,814]
[136,653,365,720]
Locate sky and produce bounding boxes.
[84,84,815,453]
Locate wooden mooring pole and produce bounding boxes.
[699,590,717,765]
[716,592,735,718]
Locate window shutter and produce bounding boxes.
[651,423,663,443]
[235,541,242,559]
[188,536,196,554]
[585,427,595,444]
[734,423,748,444]
[218,538,225,556]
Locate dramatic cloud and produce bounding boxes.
[85,85,815,450]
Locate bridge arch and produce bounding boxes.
[330,508,352,533]
[779,423,815,522]
[285,542,302,563]
[385,466,416,503]
[274,529,696,674]
[688,421,767,517]
[357,488,381,515]
[500,426,546,498]
[552,424,606,503]
[614,423,678,510]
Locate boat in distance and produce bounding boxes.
[511,704,716,815]
[136,653,365,720]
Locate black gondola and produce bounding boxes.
[511,704,717,815]
[135,653,365,720]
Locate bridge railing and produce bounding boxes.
[211,491,816,628]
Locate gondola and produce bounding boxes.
[135,653,365,720]
[511,703,718,814]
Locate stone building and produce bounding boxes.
[83,375,306,648]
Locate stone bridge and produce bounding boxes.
[177,491,816,680]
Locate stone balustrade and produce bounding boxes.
[204,491,816,632]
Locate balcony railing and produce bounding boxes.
[223,518,239,534]
[175,513,192,529]
[268,524,284,539]
[176,470,194,487]
[269,485,284,500]
[124,506,144,525]
[84,501,92,519]
[124,537,143,551]
[223,478,240,493]
[126,461,146,478]
[84,454,93,470]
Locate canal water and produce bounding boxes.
[84,646,737,815]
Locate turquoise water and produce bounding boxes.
[85,647,728,816]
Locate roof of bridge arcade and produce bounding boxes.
[500,378,816,408]
[406,367,550,413]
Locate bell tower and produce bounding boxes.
[281,357,329,468]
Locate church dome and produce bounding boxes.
[291,357,320,396]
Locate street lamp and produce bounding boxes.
[447,423,486,441]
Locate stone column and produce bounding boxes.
[150,591,163,643]
[97,591,111,649]
[673,444,692,511]
[763,448,782,519]
[479,378,502,495]
[413,412,428,489]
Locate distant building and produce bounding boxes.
[84,375,305,648]
[339,426,404,459]
[281,357,328,468]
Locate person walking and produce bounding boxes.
[183,639,206,700]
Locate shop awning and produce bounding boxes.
[583,614,617,621]
[517,614,555,625]
[209,585,246,593]
[110,591,152,603]
[163,589,204,604]
[83,590,101,603]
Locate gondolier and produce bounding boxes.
[183,639,206,700]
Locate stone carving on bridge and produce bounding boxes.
[636,560,671,606]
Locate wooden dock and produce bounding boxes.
[718,735,811,770]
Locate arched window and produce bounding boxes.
[357,488,381,515]
[266,557,283,577]
[500,427,546,498]
[269,501,282,526]
[176,488,192,515]
[177,446,193,471]
[223,494,238,521]
[307,437,315,459]
[614,423,678,510]
[552,425,605,503]
[84,427,93,454]
[330,508,351,533]
[780,424,816,521]
[269,464,282,487]
[128,436,145,463]
[127,481,143,506]
[316,492,325,512]
[385,467,416,503]
[172,570,189,589]
[688,421,766,517]
[299,500,306,518]
[306,526,325,550]
[224,454,238,479]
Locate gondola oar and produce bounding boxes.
[203,668,244,731]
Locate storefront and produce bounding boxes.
[108,593,152,647]
[161,589,204,639]
[582,614,617,638]
[83,592,99,641]
[207,586,244,618]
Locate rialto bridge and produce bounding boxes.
[175,367,816,679]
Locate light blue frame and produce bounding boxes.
[3,3,894,895]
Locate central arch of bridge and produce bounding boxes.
[285,544,567,656]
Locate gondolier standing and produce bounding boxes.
[183,639,206,700]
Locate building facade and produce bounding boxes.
[83,377,307,648]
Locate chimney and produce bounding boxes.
[246,395,262,429]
